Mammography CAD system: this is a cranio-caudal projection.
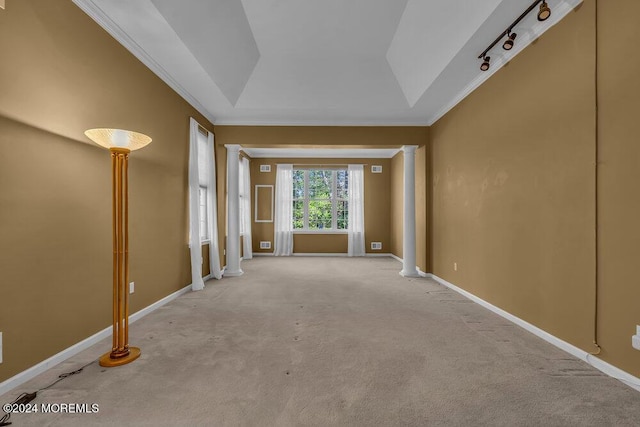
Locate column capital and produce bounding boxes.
[224,144,242,152]
[402,145,418,154]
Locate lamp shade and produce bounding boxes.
[85,128,152,151]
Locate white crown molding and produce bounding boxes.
[425,0,583,125]
[213,118,431,126]
[72,0,216,125]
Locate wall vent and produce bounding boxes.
[260,241,272,249]
[260,165,271,173]
[371,165,383,173]
[371,242,382,250]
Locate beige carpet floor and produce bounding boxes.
[2,256,640,426]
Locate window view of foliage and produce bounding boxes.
[293,169,348,230]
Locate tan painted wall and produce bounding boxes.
[249,158,391,254]
[415,145,429,273]
[215,144,227,268]
[0,1,215,381]
[215,126,428,257]
[431,2,601,359]
[596,0,640,376]
[390,153,404,259]
[215,126,428,148]
[431,0,640,376]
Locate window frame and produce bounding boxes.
[292,168,348,234]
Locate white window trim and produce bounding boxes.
[293,230,348,235]
[293,169,348,233]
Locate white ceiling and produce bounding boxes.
[73,0,581,126]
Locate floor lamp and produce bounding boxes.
[85,128,152,367]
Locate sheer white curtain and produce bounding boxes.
[347,164,365,257]
[274,164,293,256]
[188,118,222,292]
[206,131,222,280]
[240,156,253,260]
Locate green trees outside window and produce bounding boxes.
[293,169,348,230]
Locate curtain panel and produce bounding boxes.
[274,164,294,256]
[347,164,366,256]
[188,118,222,291]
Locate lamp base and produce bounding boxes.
[99,347,141,367]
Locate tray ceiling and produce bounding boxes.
[73,0,582,125]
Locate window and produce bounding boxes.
[196,129,209,242]
[292,169,348,231]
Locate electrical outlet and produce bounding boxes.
[0,332,3,364]
[129,282,135,294]
[260,241,271,249]
[454,262,458,271]
[633,325,640,351]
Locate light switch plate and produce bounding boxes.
[129,282,135,294]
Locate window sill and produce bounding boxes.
[293,230,348,235]
[187,240,210,249]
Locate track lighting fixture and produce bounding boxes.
[538,1,551,21]
[480,56,490,71]
[503,32,517,50]
[477,0,552,72]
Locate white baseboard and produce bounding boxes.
[429,273,640,393]
[254,252,396,258]
[389,253,402,263]
[417,268,430,278]
[293,253,348,257]
[0,283,193,397]
[380,254,430,278]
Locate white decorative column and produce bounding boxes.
[224,144,243,276]
[400,145,419,277]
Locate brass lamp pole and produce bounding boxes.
[85,128,152,367]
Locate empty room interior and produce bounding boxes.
[1,0,640,425]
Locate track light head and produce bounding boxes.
[480,56,490,71]
[503,32,517,50]
[538,1,551,21]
